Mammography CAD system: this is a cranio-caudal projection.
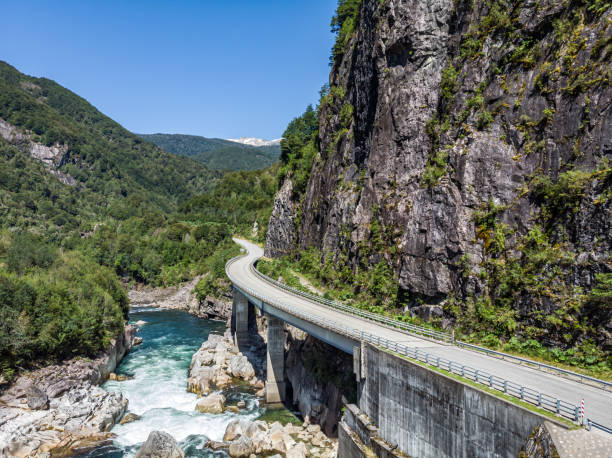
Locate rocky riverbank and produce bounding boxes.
[128,277,232,320]
[187,330,338,457]
[0,325,136,456]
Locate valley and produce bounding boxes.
[0,0,611,456]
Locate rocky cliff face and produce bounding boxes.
[267,0,611,349]
[0,118,76,186]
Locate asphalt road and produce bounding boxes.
[227,238,612,429]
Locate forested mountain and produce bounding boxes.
[0,62,219,212]
[0,61,277,379]
[265,0,612,375]
[140,133,280,171]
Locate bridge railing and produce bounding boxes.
[454,340,612,391]
[225,255,586,427]
[251,258,612,392]
[251,262,453,344]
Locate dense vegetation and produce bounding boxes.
[278,105,319,198]
[0,62,278,380]
[330,0,362,67]
[0,234,128,380]
[0,61,217,210]
[140,133,280,171]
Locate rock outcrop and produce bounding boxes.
[266,0,612,349]
[265,177,297,258]
[0,118,75,186]
[187,331,263,398]
[221,418,337,458]
[195,393,226,414]
[134,430,185,458]
[0,325,135,456]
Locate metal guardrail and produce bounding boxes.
[251,263,453,344]
[224,254,589,427]
[455,341,612,392]
[251,259,612,393]
[587,419,612,435]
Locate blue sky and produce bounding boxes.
[0,1,336,139]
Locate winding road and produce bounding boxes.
[226,238,612,431]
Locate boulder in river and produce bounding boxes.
[195,393,225,414]
[223,418,249,441]
[229,355,255,379]
[134,430,184,458]
[228,435,254,457]
[120,412,141,425]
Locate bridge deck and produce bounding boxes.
[226,239,612,430]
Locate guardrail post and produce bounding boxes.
[537,393,542,406]
[555,400,560,414]
[520,386,524,400]
[436,357,440,368]
[503,381,507,393]
[489,375,493,387]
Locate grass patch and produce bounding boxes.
[257,405,303,426]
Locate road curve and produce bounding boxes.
[226,238,612,429]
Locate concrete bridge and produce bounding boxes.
[226,238,612,456]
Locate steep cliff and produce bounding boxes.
[267,0,611,352]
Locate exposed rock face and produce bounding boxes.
[265,177,297,258]
[0,118,75,185]
[134,430,185,458]
[0,325,135,456]
[267,0,612,348]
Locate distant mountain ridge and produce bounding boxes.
[140,133,281,171]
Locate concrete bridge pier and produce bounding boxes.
[232,290,249,348]
[265,313,285,404]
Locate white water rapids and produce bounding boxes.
[97,307,262,457]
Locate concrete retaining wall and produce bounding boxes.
[358,344,566,458]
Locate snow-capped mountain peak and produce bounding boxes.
[226,137,282,147]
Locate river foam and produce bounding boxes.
[101,308,261,457]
